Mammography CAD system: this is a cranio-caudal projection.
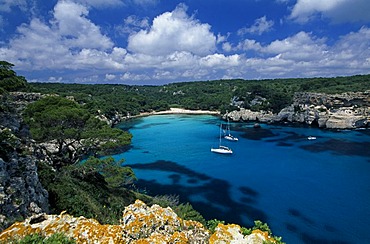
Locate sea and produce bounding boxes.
[112,114,370,244]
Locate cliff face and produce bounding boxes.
[227,91,370,129]
[0,93,49,231]
[0,200,274,244]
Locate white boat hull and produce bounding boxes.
[224,135,238,141]
[211,147,233,154]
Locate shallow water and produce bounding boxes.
[113,115,370,244]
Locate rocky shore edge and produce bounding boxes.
[117,91,370,130]
[225,91,370,129]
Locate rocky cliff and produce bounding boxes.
[0,200,276,244]
[226,91,370,129]
[0,93,49,231]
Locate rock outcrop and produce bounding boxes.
[0,155,49,231]
[226,91,370,129]
[0,93,49,231]
[0,200,275,244]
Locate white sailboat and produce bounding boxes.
[211,124,233,154]
[224,118,238,141]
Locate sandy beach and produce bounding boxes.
[128,108,220,119]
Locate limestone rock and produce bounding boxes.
[226,91,370,129]
[0,151,49,231]
[0,93,49,231]
[209,223,274,244]
[120,199,209,243]
[0,200,277,244]
[292,92,370,129]
[325,107,368,129]
[227,108,275,123]
[0,212,125,243]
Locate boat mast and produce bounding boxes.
[219,124,222,146]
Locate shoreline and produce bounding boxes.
[127,108,220,119]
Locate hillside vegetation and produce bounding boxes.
[27,75,370,116]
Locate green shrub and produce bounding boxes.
[241,226,252,235]
[252,220,285,244]
[173,203,206,225]
[37,159,137,225]
[206,219,225,233]
[253,220,272,235]
[43,233,76,244]
[0,128,18,161]
[4,233,75,244]
[151,194,180,208]
[148,195,205,225]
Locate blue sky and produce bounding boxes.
[0,0,369,85]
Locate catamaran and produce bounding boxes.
[211,124,233,154]
[224,118,238,141]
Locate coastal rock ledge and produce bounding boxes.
[227,91,370,129]
[0,200,275,244]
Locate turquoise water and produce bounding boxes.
[113,114,370,244]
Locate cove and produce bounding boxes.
[113,114,370,244]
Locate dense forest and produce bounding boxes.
[26,74,370,117]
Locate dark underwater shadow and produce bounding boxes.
[267,131,310,143]
[286,208,351,244]
[300,139,370,158]
[277,142,294,147]
[128,160,268,226]
[300,232,351,244]
[235,126,277,141]
[285,221,351,244]
[288,208,315,225]
[127,160,211,181]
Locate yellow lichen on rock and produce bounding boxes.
[209,223,272,244]
[209,223,243,243]
[0,199,280,244]
[0,200,210,243]
[0,213,125,243]
[121,200,209,243]
[249,229,277,243]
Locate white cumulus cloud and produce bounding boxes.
[238,27,370,77]
[127,3,216,56]
[1,0,369,84]
[237,39,263,52]
[263,31,328,62]
[200,54,240,68]
[0,0,126,71]
[53,1,113,50]
[289,0,370,23]
[105,74,116,80]
[238,16,274,36]
[117,15,150,35]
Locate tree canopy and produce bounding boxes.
[0,61,28,93]
[24,96,132,167]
